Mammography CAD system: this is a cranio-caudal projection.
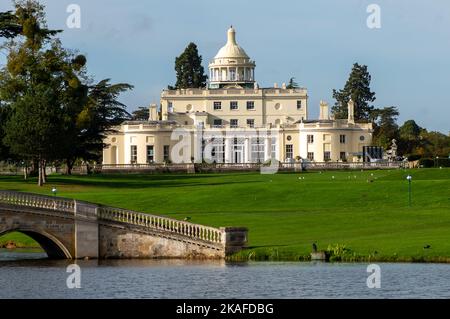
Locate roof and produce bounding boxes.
[214,26,250,59]
[123,120,177,125]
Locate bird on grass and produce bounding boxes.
[184,217,191,221]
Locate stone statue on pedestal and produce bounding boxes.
[385,139,398,161]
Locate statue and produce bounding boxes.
[385,139,398,161]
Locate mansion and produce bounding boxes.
[102,27,373,165]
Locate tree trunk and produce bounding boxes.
[23,165,28,180]
[37,158,47,186]
[42,160,47,184]
[38,159,43,187]
[65,159,73,175]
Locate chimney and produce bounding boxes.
[149,103,158,121]
[348,99,355,124]
[319,100,329,120]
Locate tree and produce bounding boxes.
[131,106,149,121]
[286,77,299,89]
[419,131,450,158]
[173,42,207,89]
[332,63,376,120]
[398,120,422,155]
[73,79,132,168]
[0,1,65,185]
[399,120,421,141]
[0,104,11,161]
[1,1,133,178]
[371,106,399,149]
[3,84,63,186]
[0,11,22,39]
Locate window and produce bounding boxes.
[230,101,238,110]
[213,119,222,127]
[213,101,222,110]
[146,145,154,163]
[271,137,277,160]
[307,135,314,144]
[230,119,238,128]
[285,144,293,160]
[247,101,255,110]
[210,138,225,163]
[251,138,265,163]
[340,135,346,144]
[340,152,347,161]
[307,152,314,161]
[324,151,331,161]
[168,102,173,113]
[130,145,137,164]
[297,100,302,110]
[247,119,255,128]
[360,135,365,141]
[163,145,170,162]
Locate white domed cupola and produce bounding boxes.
[208,26,256,89]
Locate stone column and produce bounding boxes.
[264,137,271,161]
[193,127,203,163]
[244,138,251,163]
[225,137,232,163]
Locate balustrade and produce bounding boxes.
[0,190,224,246]
[97,206,223,245]
[0,190,74,213]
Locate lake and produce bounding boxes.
[1,249,449,298]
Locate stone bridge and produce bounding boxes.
[0,191,248,259]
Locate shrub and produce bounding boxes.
[437,158,450,167]
[419,158,450,168]
[407,154,422,161]
[418,158,434,168]
[326,243,352,262]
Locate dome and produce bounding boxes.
[214,26,250,59]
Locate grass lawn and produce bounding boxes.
[1,168,449,261]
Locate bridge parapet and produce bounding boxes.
[0,190,74,214]
[98,206,224,246]
[0,190,248,259]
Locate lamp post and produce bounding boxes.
[406,175,412,206]
[51,187,57,197]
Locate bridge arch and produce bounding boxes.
[0,228,72,259]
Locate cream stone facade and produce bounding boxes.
[103,27,373,165]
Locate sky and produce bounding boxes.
[1,0,449,133]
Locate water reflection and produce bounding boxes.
[1,249,450,299]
